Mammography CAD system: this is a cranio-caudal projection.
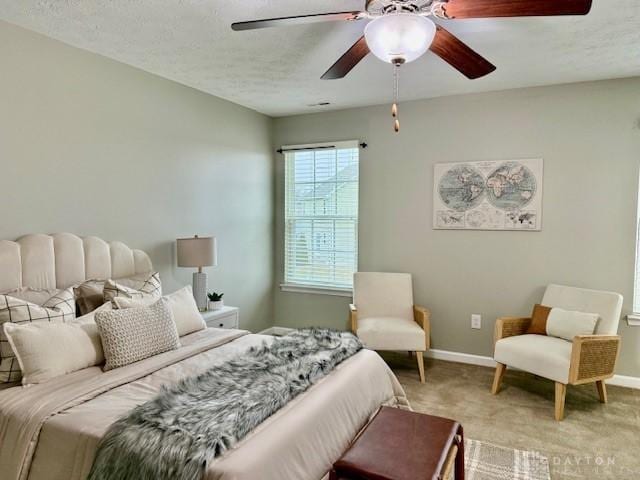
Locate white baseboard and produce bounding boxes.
[608,374,640,389]
[426,348,640,390]
[427,348,497,368]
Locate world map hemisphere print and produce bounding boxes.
[433,158,543,231]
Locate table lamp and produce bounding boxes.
[177,235,217,311]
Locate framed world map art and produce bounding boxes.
[433,158,543,231]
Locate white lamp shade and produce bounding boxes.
[364,14,436,64]
[177,236,217,268]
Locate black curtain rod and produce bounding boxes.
[277,142,367,154]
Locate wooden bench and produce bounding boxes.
[330,407,464,480]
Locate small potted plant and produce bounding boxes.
[207,292,224,311]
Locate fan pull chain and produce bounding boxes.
[392,63,400,133]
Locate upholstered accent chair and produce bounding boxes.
[492,284,623,421]
[350,272,430,383]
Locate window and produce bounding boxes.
[283,141,359,293]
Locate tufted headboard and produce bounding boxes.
[0,233,153,292]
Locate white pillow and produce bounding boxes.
[546,307,599,341]
[3,303,111,385]
[0,288,76,384]
[113,286,206,337]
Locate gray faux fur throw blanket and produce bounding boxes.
[88,328,362,480]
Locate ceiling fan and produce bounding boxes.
[232,0,593,130]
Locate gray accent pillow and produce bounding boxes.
[74,280,105,316]
[95,298,179,371]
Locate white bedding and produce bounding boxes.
[0,328,408,480]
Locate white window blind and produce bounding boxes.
[284,141,359,291]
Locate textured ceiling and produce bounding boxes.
[1,1,639,117]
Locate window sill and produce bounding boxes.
[626,314,640,326]
[280,283,353,297]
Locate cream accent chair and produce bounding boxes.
[492,284,623,421]
[350,272,430,383]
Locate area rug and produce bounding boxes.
[462,439,551,480]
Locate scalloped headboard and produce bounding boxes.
[0,233,153,292]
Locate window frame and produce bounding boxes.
[630,173,640,325]
[280,141,360,295]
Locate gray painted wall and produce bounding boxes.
[3,18,640,379]
[273,78,640,377]
[0,21,274,333]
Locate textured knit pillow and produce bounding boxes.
[113,286,206,337]
[0,288,76,383]
[95,298,179,371]
[526,304,552,335]
[103,272,162,303]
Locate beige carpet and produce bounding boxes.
[384,353,640,480]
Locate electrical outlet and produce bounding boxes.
[471,314,482,329]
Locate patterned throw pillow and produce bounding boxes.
[95,298,179,371]
[0,288,76,383]
[102,272,162,303]
[4,287,61,306]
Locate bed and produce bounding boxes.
[0,234,409,480]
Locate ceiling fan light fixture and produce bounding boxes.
[364,13,436,64]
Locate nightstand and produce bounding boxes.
[201,306,239,330]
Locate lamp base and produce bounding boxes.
[193,272,208,312]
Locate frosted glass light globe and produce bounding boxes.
[364,13,436,64]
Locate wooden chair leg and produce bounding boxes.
[491,363,506,395]
[596,380,608,404]
[555,382,567,421]
[416,352,425,384]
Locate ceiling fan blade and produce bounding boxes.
[436,0,592,19]
[232,11,363,31]
[321,36,370,80]
[429,26,496,79]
